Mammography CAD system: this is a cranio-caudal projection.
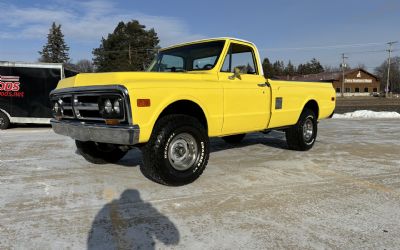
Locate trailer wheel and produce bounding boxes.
[75,140,127,164]
[222,134,246,144]
[0,111,10,130]
[142,115,209,186]
[285,109,317,151]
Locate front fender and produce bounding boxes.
[131,92,212,143]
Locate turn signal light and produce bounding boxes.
[105,119,120,125]
[137,99,151,107]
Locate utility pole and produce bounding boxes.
[341,53,348,97]
[386,41,398,97]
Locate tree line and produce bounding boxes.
[38,20,400,92]
[262,58,325,78]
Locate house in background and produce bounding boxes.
[277,68,380,96]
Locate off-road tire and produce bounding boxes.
[75,140,127,164]
[222,134,246,144]
[0,111,10,130]
[142,115,209,186]
[285,109,317,151]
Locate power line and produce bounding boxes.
[259,42,388,52]
[345,49,387,55]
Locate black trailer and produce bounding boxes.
[0,61,78,129]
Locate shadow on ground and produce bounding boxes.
[74,131,289,168]
[209,131,288,152]
[5,123,52,130]
[87,189,180,250]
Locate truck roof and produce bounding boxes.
[161,37,257,51]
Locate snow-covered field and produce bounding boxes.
[1,119,400,249]
[333,110,400,119]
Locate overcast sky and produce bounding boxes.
[0,0,399,70]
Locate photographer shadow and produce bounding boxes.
[87,189,179,250]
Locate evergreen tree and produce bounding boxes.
[93,20,160,72]
[308,58,324,74]
[272,60,285,76]
[284,60,296,76]
[39,22,70,63]
[262,58,274,78]
[297,63,306,75]
[296,58,324,75]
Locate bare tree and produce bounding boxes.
[375,56,400,93]
[76,59,94,73]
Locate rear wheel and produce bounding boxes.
[0,111,10,130]
[142,115,209,186]
[222,134,246,144]
[75,140,127,164]
[285,109,317,151]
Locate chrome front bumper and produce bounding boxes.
[51,119,140,145]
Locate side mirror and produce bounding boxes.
[228,67,242,80]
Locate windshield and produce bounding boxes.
[147,41,225,72]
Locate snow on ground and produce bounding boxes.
[333,110,400,119]
[2,120,400,249]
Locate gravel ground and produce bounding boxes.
[1,119,400,249]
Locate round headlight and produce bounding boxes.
[54,102,59,113]
[113,100,120,114]
[104,99,112,113]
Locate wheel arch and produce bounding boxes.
[302,99,319,119]
[155,99,209,131]
[0,108,12,120]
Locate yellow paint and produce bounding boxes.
[268,79,336,128]
[55,38,335,143]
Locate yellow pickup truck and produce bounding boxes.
[50,37,335,185]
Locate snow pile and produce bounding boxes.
[333,110,400,119]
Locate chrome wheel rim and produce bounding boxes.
[168,133,198,171]
[303,118,314,141]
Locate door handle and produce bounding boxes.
[258,82,270,87]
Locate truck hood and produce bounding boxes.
[57,71,211,89]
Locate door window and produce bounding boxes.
[221,43,257,74]
[193,56,218,70]
[158,55,184,72]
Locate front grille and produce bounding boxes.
[58,96,74,118]
[50,86,130,124]
[73,94,117,121]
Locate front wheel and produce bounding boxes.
[285,109,317,151]
[142,115,209,186]
[75,140,127,164]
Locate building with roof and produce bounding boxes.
[277,68,380,96]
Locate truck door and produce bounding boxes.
[218,42,271,135]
